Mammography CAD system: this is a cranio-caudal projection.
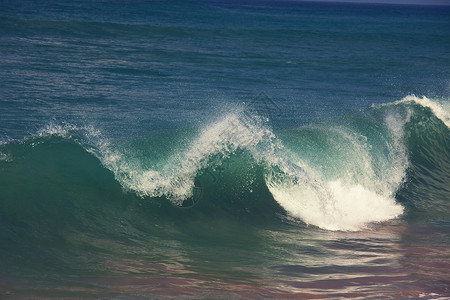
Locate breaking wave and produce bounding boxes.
[0,95,448,231]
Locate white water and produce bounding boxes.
[381,95,450,129]
[33,97,429,231]
[265,110,408,231]
[124,112,280,205]
[119,107,407,231]
[267,178,403,231]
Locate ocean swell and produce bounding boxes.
[3,96,448,231]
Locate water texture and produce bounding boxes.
[1,0,449,298]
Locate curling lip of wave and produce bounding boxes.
[92,103,413,231]
[377,95,450,129]
[265,109,410,231]
[15,96,448,231]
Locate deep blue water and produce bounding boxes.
[1,0,449,298]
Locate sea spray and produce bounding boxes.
[265,110,410,231]
[379,95,450,129]
[18,97,448,231]
[99,106,409,230]
[92,111,281,206]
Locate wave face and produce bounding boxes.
[1,0,449,297]
[1,96,448,233]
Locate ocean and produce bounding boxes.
[0,0,449,298]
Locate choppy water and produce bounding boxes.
[1,0,449,298]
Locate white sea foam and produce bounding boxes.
[34,107,409,231]
[93,112,281,206]
[380,95,450,129]
[267,178,403,231]
[130,113,281,205]
[124,108,406,231]
[91,109,406,230]
[265,111,409,231]
[0,152,13,162]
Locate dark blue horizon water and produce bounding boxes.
[1,0,449,138]
[1,0,449,298]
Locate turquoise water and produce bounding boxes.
[1,0,449,298]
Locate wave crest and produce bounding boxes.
[20,95,448,231]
